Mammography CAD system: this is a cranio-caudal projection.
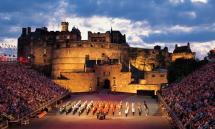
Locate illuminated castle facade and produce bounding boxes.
[171,43,195,61]
[18,22,171,94]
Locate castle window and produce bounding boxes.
[160,74,165,77]
[56,44,60,48]
[85,55,89,60]
[66,43,70,48]
[72,35,76,40]
[43,49,46,54]
[152,74,155,77]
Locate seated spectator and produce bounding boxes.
[0,63,67,120]
[162,62,215,129]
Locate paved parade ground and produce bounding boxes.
[11,92,171,129]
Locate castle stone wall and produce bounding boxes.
[172,52,195,61]
[54,72,97,92]
[52,42,128,78]
[94,64,131,89]
[144,70,168,84]
[114,84,160,95]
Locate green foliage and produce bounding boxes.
[207,50,215,58]
[156,51,166,68]
[167,59,208,83]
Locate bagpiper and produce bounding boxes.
[137,103,142,116]
[143,100,149,116]
[131,102,135,116]
[125,102,129,117]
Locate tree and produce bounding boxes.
[156,51,166,68]
[167,59,207,83]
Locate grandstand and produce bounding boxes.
[1,62,214,129]
[0,63,69,123]
[161,62,215,129]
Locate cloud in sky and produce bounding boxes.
[179,11,197,19]
[0,0,215,59]
[191,0,208,4]
[169,0,185,5]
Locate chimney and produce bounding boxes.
[27,27,31,35]
[164,47,168,52]
[61,22,69,32]
[22,28,27,36]
[187,42,190,48]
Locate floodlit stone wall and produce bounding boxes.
[172,52,195,61]
[144,70,168,84]
[53,64,132,92]
[52,42,128,78]
[53,72,97,92]
[114,84,160,95]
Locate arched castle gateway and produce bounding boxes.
[18,22,168,94]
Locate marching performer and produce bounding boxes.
[86,101,93,115]
[125,102,129,117]
[137,103,142,116]
[143,101,149,116]
[118,101,123,116]
[131,102,135,116]
[111,103,116,116]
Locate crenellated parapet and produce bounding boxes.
[51,40,129,78]
[171,42,195,61]
[54,41,129,50]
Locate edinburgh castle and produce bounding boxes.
[18,22,195,93]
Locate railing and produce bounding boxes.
[0,57,17,62]
[157,93,185,129]
[9,91,70,123]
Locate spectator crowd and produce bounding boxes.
[0,63,67,120]
[162,62,215,129]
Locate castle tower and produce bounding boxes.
[61,22,69,32]
[21,28,27,36]
[175,44,178,48]
[187,42,190,48]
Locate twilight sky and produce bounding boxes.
[0,0,215,58]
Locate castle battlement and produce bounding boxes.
[54,41,129,50]
[172,43,195,61]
